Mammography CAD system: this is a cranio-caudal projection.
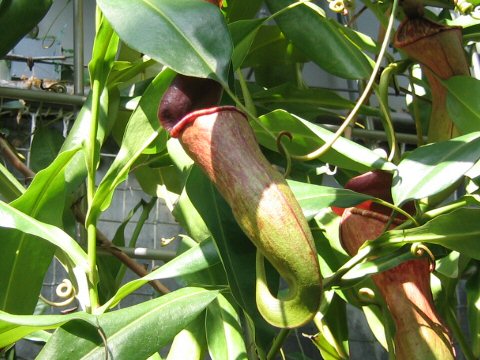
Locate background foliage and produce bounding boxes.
[1,0,480,359]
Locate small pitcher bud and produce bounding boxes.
[394,17,470,142]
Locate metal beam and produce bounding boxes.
[0,86,85,106]
[73,0,84,95]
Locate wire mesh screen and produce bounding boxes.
[0,110,182,358]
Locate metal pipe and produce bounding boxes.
[73,0,84,95]
[0,86,85,106]
[97,246,177,262]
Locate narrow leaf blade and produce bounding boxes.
[392,132,480,205]
[38,287,218,360]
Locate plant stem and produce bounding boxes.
[236,69,257,117]
[290,0,399,162]
[420,198,469,222]
[267,329,290,360]
[85,77,101,311]
[375,62,401,163]
[323,246,372,289]
[409,66,425,147]
[374,199,419,226]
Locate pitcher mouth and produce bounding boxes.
[169,106,247,138]
[394,17,461,48]
[158,74,224,133]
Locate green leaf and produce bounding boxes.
[229,18,266,70]
[311,292,349,360]
[392,132,480,205]
[253,110,396,172]
[375,208,480,259]
[445,76,480,134]
[206,294,248,360]
[97,0,232,83]
[266,0,373,79]
[100,238,220,311]
[226,0,264,22]
[340,249,417,284]
[0,0,53,58]
[0,163,24,202]
[89,69,174,223]
[242,25,307,68]
[0,147,86,315]
[0,311,96,348]
[30,125,64,173]
[166,312,207,360]
[312,210,349,278]
[252,84,380,118]
[88,16,119,88]
[37,287,218,360]
[0,201,89,271]
[288,180,373,220]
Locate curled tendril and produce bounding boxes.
[97,324,109,360]
[276,131,293,178]
[291,0,399,163]
[39,279,76,308]
[357,287,378,305]
[411,243,436,272]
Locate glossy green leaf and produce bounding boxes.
[288,180,373,220]
[89,69,174,223]
[0,163,24,202]
[206,294,248,360]
[30,125,64,173]
[100,238,220,311]
[37,287,218,360]
[375,208,480,259]
[97,0,232,83]
[88,17,119,88]
[167,312,207,360]
[229,18,266,70]
[0,147,85,315]
[252,110,396,172]
[466,267,480,358]
[0,201,89,271]
[242,25,307,68]
[173,189,229,288]
[0,0,53,57]
[266,0,372,79]
[311,292,349,360]
[334,24,378,55]
[312,210,349,278]
[445,76,480,134]
[226,0,264,22]
[340,249,417,284]
[392,132,480,205]
[0,310,96,348]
